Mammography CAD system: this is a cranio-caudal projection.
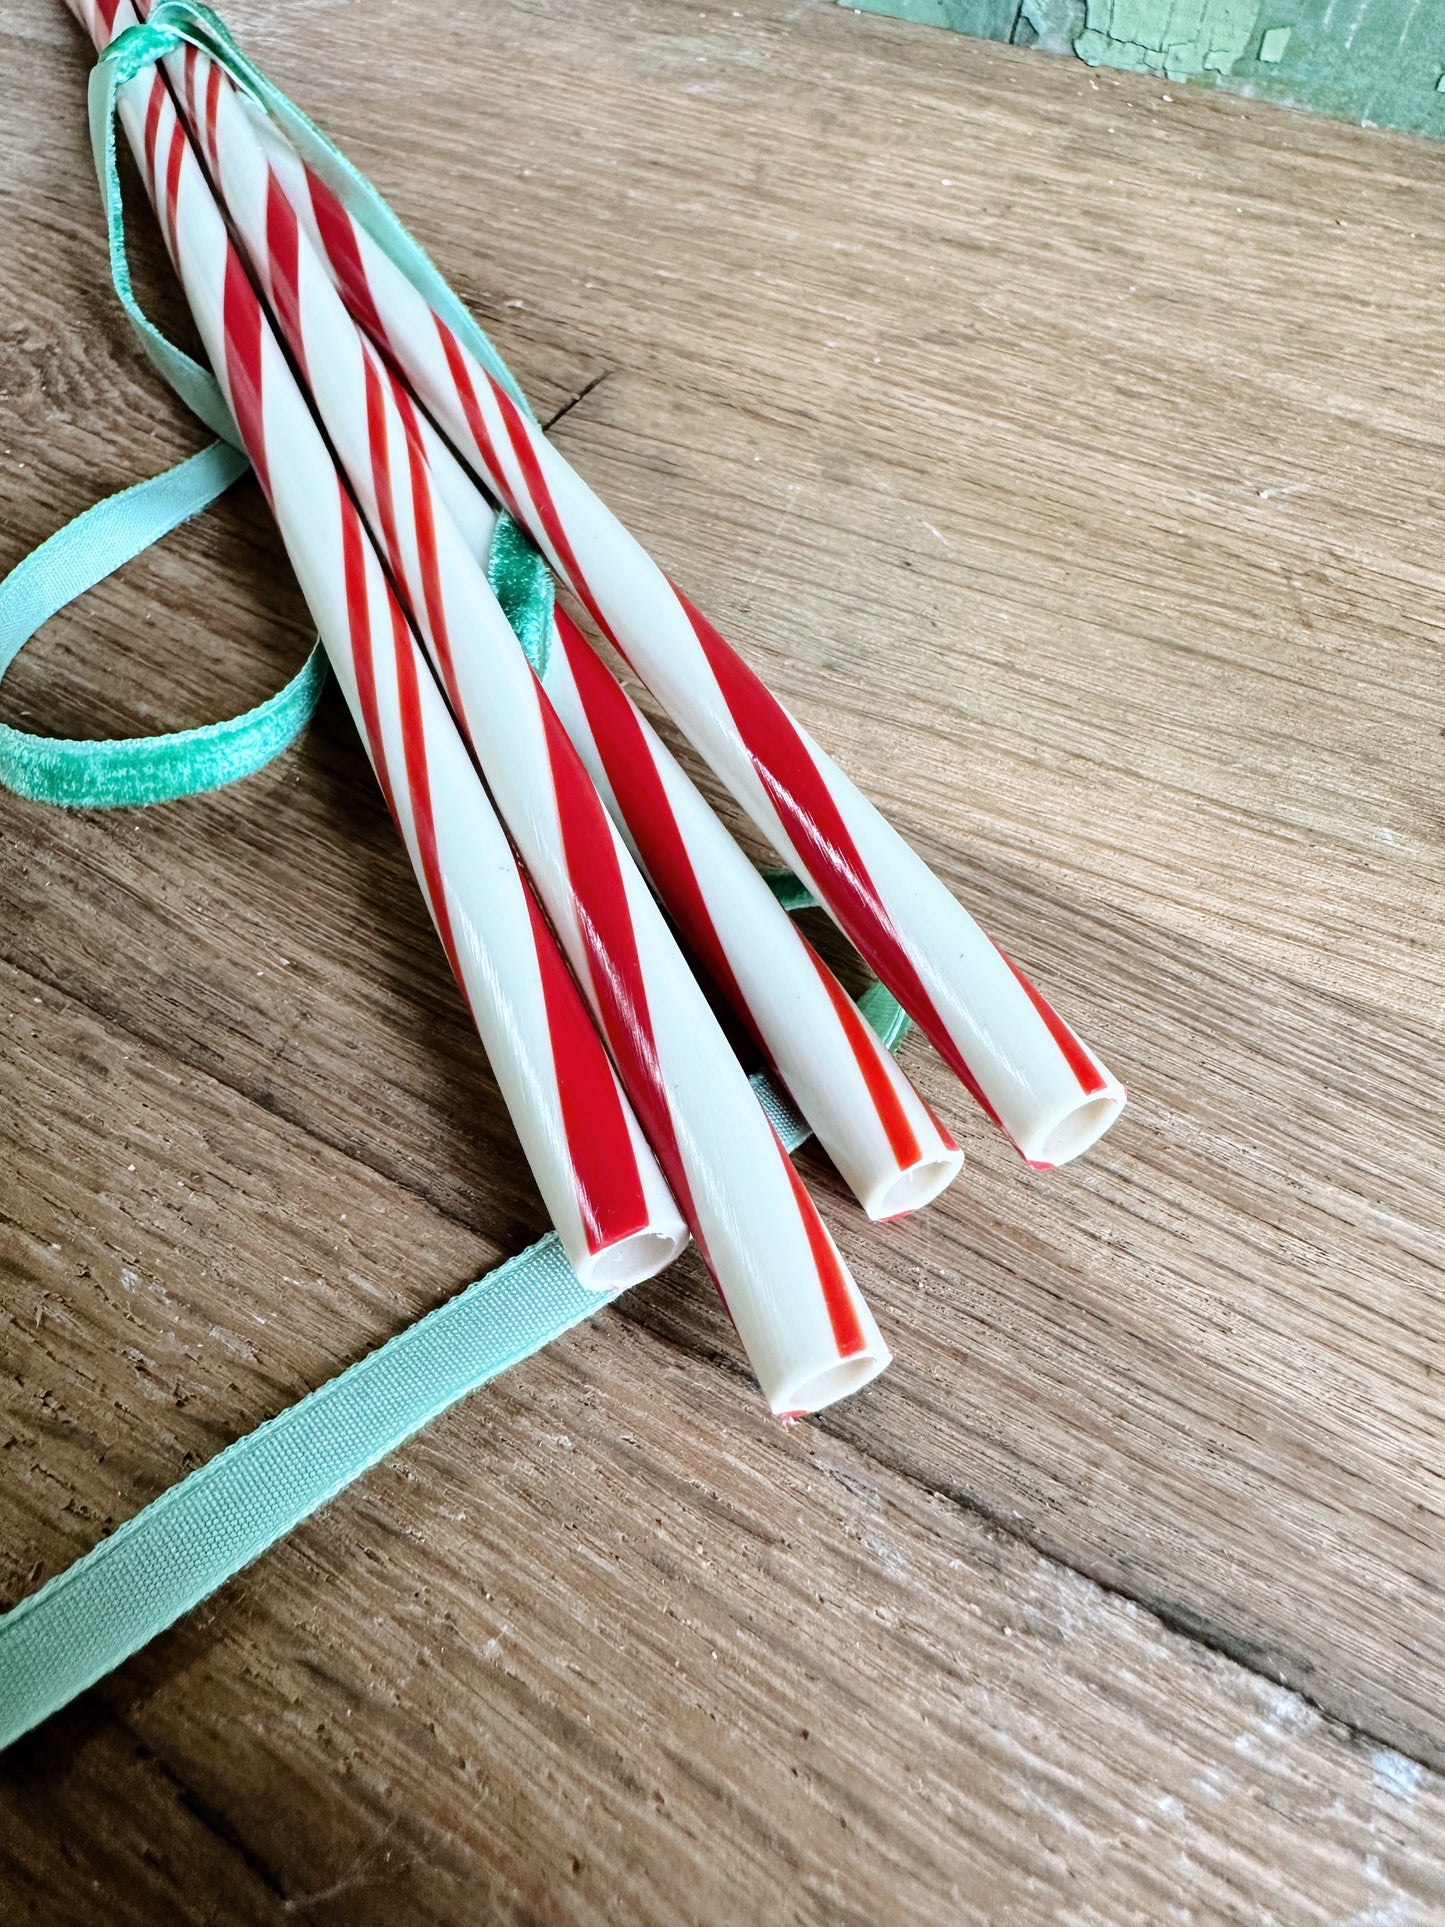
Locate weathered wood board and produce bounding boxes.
[1,0,1442,1917]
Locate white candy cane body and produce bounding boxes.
[152,31,890,1415]
[243,110,1124,1167]
[543,608,964,1219]
[74,0,686,1289]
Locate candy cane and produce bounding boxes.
[119,15,892,1415]
[230,87,1124,1168]
[363,358,961,1221]
[69,0,687,1291]
[543,607,966,1218]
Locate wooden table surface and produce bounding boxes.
[2,0,1443,1920]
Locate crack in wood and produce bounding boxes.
[542,369,612,432]
[111,1712,292,1906]
[813,1412,1444,1776]
[613,1291,1441,1774]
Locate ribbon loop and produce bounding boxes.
[0,443,327,808]
[0,0,557,815]
[0,9,332,810]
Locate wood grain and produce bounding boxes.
[1,0,1443,1917]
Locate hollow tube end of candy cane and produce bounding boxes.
[1017,1077,1127,1169]
[859,1145,966,1223]
[766,1341,892,1418]
[570,1220,691,1293]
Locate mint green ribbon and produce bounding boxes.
[0,5,908,1749]
[0,911,903,1751]
[0,443,329,807]
[0,1234,618,1748]
[0,12,313,812]
[88,14,243,444]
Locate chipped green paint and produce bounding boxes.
[843,0,1445,141]
[1075,0,1256,80]
[1016,0,1086,54]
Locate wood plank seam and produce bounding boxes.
[815,1408,1441,1773]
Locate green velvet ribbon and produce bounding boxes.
[0,443,330,807]
[0,0,554,811]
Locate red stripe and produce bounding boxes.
[340,487,467,1016]
[389,372,464,713]
[521,889,651,1254]
[362,355,403,577]
[306,165,390,348]
[356,359,464,747]
[554,611,753,1038]
[182,44,198,120]
[490,380,613,641]
[434,318,519,518]
[338,483,398,824]
[778,1148,866,1359]
[204,60,222,166]
[343,478,650,1252]
[675,588,1007,1129]
[220,246,270,501]
[95,0,124,35]
[537,697,702,1248]
[800,942,929,1171]
[162,116,186,262]
[264,167,307,384]
[998,951,1107,1097]
[341,471,652,1255]
[141,74,164,192]
[388,593,466,995]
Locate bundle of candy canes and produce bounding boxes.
[68,0,1125,1417]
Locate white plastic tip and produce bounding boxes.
[1028,1085,1127,1168]
[574,1224,690,1293]
[863,1147,966,1222]
[768,1342,891,1418]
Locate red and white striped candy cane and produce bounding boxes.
[236,98,1124,1168]
[341,343,961,1221]
[69,0,687,1290]
[138,22,891,1415]
[542,607,965,1219]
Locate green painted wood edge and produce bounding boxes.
[840,0,1445,142]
